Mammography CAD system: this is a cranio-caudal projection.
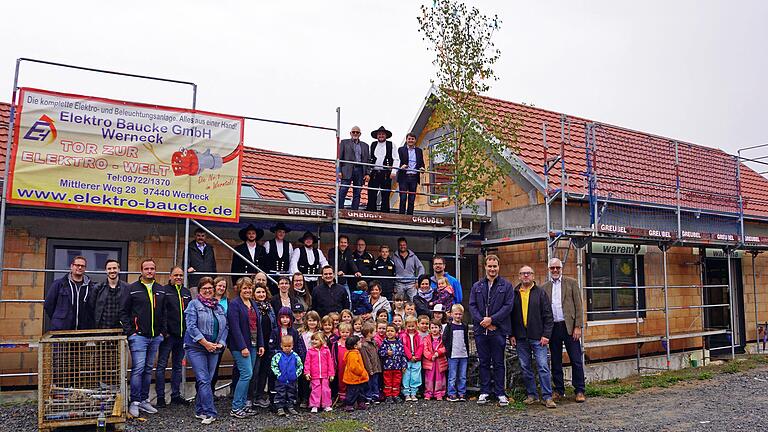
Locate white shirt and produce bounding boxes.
[551,278,564,322]
[289,246,329,281]
[264,239,293,258]
[371,140,400,176]
[247,243,257,260]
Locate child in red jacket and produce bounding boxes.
[422,319,448,400]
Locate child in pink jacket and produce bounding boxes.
[422,319,448,400]
[400,316,423,401]
[304,332,335,412]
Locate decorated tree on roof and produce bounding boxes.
[417,0,517,216]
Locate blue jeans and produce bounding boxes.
[186,345,220,417]
[447,357,468,397]
[475,331,506,396]
[338,167,364,210]
[516,337,553,400]
[128,334,163,403]
[155,334,184,401]
[231,348,257,411]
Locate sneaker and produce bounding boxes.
[138,401,157,414]
[436,396,443,401]
[245,399,252,408]
[287,407,299,415]
[230,409,247,419]
[459,395,467,402]
[447,396,458,402]
[523,396,538,405]
[276,408,286,416]
[194,413,207,420]
[129,402,140,417]
[155,398,167,408]
[256,398,270,408]
[324,406,333,412]
[201,416,216,424]
[171,396,190,406]
[477,394,489,404]
[544,398,557,409]
[311,407,318,413]
[498,395,509,407]
[299,401,308,409]
[373,398,381,404]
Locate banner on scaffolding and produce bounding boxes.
[7,88,244,222]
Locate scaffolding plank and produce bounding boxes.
[667,329,728,340]
[583,335,660,348]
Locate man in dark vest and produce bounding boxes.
[366,126,399,213]
[264,222,293,280]
[187,228,216,288]
[155,266,191,407]
[290,231,328,290]
[231,223,266,279]
[397,133,425,215]
[338,125,370,210]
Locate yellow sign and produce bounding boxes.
[8,88,244,222]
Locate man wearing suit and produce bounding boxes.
[187,228,216,288]
[366,126,399,213]
[231,223,266,278]
[338,125,370,210]
[397,133,425,215]
[541,257,586,403]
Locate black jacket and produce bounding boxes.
[311,282,350,318]
[270,294,299,316]
[120,280,167,337]
[231,242,266,276]
[91,279,129,329]
[327,247,359,285]
[371,256,396,298]
[163,284,192,337]
[511,283,554,341]
[188,241,217,287]
[44,275,95,331]
[351,250,374,276]
[413,294,433,318]
[396,145,425,184]
[442,322,470,359]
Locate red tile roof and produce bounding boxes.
[473,95,768,218]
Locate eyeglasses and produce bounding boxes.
[351,131,361,135]
[519,271,533,276]
[72,264,86,268]
[549,266,562,270]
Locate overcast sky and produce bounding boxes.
[4,1,767,169]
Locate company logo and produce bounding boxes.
[23,115,57,143]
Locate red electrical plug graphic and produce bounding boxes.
[172,148,233,176]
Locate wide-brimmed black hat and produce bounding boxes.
[370,126,393,139]
[270,222,292,233]
[300,230,318,243]
[238,224,264,242]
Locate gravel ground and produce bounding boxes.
[4,365,768,432]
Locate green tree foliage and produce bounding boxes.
[418,0,517,215]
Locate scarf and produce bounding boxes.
[418,288,434,302]
[197,294,218,309]
[256,300,272,316]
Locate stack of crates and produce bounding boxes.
[37,329,127,432]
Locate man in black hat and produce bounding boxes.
[338,126,370,210]
[290,230,328,289]
[366,126,399,213]
[231,223,266,278]
[264,222,293,279]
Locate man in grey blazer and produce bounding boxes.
[337,125,370,210]
[541,257,586,403]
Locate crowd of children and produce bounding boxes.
[264,294,469,416]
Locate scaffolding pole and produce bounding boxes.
[662,245,672,369]
[751,251,760,352]
[727,250,737,359]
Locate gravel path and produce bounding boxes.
[4,365,768,431]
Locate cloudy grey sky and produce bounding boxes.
[3,1,767,166]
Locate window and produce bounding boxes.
[587,253,645,321]
[45,239,129,288]
[282,189,312,203]
[240,184,261,199]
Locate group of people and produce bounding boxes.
[338,125,426,215]
[43,222,586,424]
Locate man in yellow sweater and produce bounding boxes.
[510,266,556,408]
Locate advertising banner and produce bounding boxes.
[8,88,244,222]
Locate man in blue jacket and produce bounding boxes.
[44,255,94,331]
[469,254,514,407]
[429,255,463,304]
